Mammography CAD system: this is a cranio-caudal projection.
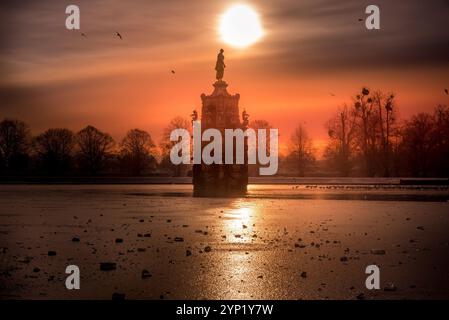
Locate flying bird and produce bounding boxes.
[445,88,448,95]
[171,70,176,74]
[329,93,336,96]
[114,32,122,40]
[81,32,87,38]
[358,18,364,22]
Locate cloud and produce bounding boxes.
[0,0,221,84]
[2,0,448,83]
[255,0,449,73]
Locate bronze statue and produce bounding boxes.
[215,49,225,81]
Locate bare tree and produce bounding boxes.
[400,113,434,177]
[324,105,357,176]
[353,87,378,176]
[431,105,449,176]
[0,119,30,173]
[76,125,114,175]
[248,119,272,176]
[159,116,191,176]
[33,128,74,174]
[288,124,315,176]
[249,119,272,151]
[348,88,398,176]
[371,91,397,176]
[396,105,449,177]
[160,116,191,155]
[121,129,156,175]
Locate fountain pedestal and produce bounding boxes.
[193,80,248,196]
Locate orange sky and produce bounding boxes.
[1,0,448,157]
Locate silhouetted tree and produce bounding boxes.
[431,105,449,176]
[76,125,114,175]
[353,87,379,176]
[371,90,397,176]
[287,124,315,176]
[0,119,30,174]
[397,106,449,177]
[32,128,74,175]
[326,88,398,176]
[249,119,272,150]
[400,113,434,176]
[120,129,156,175]
[249,119,272,176]
[324,105,357,176]
[160,116,191,176]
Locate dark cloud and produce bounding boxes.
[1,0,448,80]
[257,0,449,72]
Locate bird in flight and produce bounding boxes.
[445,88,448,95]
[358,18,364,22]
[329,93,336,97]
[81,32,87,38]
[171,70,176,74]
[115,32,122,40]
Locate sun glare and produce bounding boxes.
[219,4,263,48]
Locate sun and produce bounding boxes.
[219,4,263,48]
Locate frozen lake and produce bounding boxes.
[0,184,448,299]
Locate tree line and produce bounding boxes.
[1,88,448,177]
[0,115,195,177]
[0,123,155,176]
[281,87,449,177]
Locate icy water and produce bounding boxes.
[0,184,448,299]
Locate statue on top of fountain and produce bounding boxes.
[215,49,226,81]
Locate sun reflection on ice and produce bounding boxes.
[221,201,259,244]
[233,207,252,219]
[214,201,265,298]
